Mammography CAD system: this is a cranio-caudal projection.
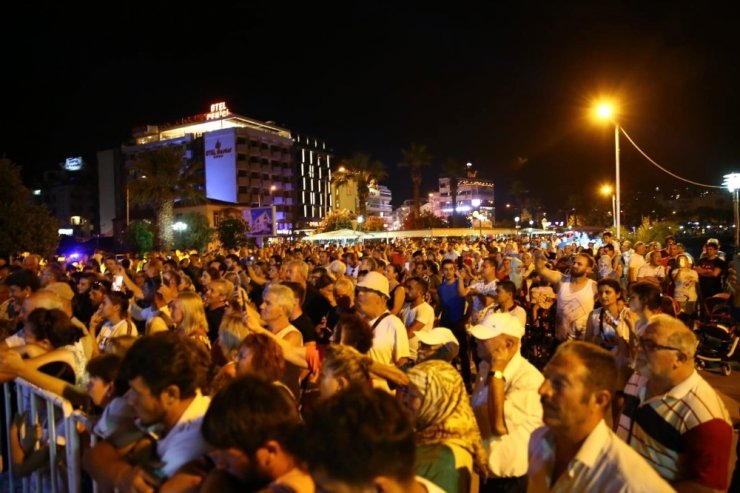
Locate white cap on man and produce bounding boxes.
[470,312,525,340]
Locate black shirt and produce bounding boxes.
[290,313,317,344]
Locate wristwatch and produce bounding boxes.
[488,370,505,381]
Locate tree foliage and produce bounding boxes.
[127,146,205,250]
[404,210,447,230]
[332,153,387,218]
[218,217,249,250]
[317,209,354,232]
[173,212,215,252]
[399,143,433,215]
[362,215,387,232]
[124,220,155,255]
[0,158,59,257]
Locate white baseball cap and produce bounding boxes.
[356,271,390,298]
[470,312,525,340]
[416,327,459,347]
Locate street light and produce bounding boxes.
[600,184,617,231]
[514,216,520,234]
[594,101,621,239]
[723,173,740,248]
[356,215,364,232]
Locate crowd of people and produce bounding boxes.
[0,231,737,492]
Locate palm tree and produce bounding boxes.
[440,158,466,227]
[399,143,433,215]
[332,153,387,218]
[127,146,205,249]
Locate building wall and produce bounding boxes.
[293,134,332,230]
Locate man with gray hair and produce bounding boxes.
[261,284,303,396]
[617,314,733,491]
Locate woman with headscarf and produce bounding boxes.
[399,360,489,493]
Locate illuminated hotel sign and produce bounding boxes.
[206,101,230,120]
[64,156,83,171]
[205,139,233,159]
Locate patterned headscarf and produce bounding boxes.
[407,360,490,478]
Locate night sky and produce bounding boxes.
[2,2,739,209]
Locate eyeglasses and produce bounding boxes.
[638,337,683,355]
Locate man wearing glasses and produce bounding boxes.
[617,314,732,492]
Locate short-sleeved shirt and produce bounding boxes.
[471,352,543,478]
[400,301,435,361]
[617,371,733,490]
[696,256,726,298]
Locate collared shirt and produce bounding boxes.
[528,420,674,492]
[140,390,212,478]
[617,371,733,490]
[471,351,543,478]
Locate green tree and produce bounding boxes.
[0,158,59,257]
[404,210,447,229]
[440,158,467,227]
[399,143,433,215]
[218,217,249,250]
[317,209,354,232]
[124,220,155,255]
[332,153,387,218]
[127,146,205,250]
[173,213,215,252]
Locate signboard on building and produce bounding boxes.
[243,207,276,236]
[204,129,237,203]
[64,156,83,171]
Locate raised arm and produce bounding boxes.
[532,249,562,287]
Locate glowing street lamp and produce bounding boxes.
[356,214,364,232]
[599,184,617,231]
[594,100,621,239]
[723,173,740,247]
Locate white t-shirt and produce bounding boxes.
[97,319,138,352]
[628,253,646,279]
[637,263,665,281]
[368,312,410,366]
[400,301,435,361]
[673,268,699,302]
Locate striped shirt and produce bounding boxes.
[617,371,733,490]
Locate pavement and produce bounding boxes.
[700,362,740,423]
[699,362,740,487]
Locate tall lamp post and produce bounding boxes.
[723,173,740,248]
[600,184,616,231]
[595,102,621,239]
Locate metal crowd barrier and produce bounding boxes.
[2,379,95,493]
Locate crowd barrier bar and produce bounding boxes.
[2,378,93,493]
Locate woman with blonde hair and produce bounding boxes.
[210,313,252,394]
[169,291,211,349]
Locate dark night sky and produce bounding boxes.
[2,2,739,208]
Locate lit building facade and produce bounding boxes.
[293,134,333,231]
[33,157,98,238]
[434,164,495,224]
[330,179,393,225]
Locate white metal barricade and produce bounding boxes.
[2,379,93,493]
